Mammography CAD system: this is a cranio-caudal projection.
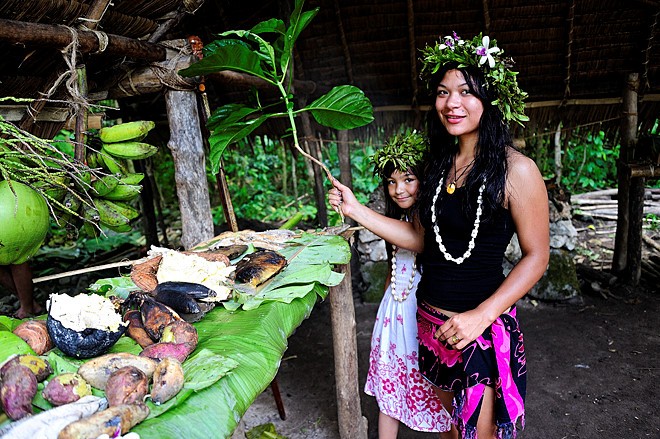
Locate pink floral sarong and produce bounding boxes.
[417,301,526,439]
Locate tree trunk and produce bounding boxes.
[164,89,214,249]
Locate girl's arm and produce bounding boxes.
[329,178,424,253]
[436,154,550,347]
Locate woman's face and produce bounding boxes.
[435,69,484,143]
[387,170,419,210]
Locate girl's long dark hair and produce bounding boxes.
[420,63,513,223]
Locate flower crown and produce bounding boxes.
[420,32,529,126]
[371,130,429,177]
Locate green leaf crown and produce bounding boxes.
[420,32,529,126]
[371,130,429,177]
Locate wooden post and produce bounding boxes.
[328,251,368,439]
[612,73,639,275]
[623,73,643,284]
[165,87,215,250]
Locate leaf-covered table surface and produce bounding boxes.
[0,231,351,438]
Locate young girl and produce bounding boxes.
[330,33,549,439]
[363,131,451,438]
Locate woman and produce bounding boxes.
[363,131,451,437]
[329,33,549,439]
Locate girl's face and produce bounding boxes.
[387,170,419,210]
[435,69,484,143]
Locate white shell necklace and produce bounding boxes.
[390,245,416,302]
[431,177,486,264]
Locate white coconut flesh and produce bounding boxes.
[151,247,235,300]
[47,293,127,332]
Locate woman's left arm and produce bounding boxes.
[440,154,550,348]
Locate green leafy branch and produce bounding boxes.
[179,0,374,175]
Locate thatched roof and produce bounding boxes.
[0,0,658,143]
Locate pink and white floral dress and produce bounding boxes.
[364,248,451,432]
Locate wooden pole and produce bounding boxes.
[612,74,639,274]
[0,18,166,62]
[623,73,644,284]
[165,82,215,249]
[328,251,368,439]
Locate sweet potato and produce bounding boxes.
[105,366,149,407]
[12,320,53,355]
[42,372,92,406]
[150,357,185,404]
[160,320,198,348]
[1,354,52,382]
[139,342,195,363]
[123,309,155,347]
[57,402,149,439]
[77,352,157,390]
[0,363,37,420]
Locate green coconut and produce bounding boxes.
[0,180,50,265]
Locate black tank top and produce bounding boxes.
[417,186,515,312]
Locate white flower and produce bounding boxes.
[476,35,500,68]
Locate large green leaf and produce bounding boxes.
[304,85,374,130]
[179,43,273,84]
[208,114,272,174]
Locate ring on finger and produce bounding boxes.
[451,335,460,344]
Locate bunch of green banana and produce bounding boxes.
[99,120,158,160]
[79,120,157,235]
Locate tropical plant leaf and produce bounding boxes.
[281,0,318,74]
[304,85,374,130]
[0,329,34,361]
[179,43,273,84]
[207,104,262,131]
[208,114,272,173]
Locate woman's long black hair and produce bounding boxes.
[419,62,513,225]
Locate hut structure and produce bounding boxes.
[0,1,658,436]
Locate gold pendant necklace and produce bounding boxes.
[446,156,475,194]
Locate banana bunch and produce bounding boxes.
[81,120,158,235]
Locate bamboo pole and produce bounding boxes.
[328,240,368,439]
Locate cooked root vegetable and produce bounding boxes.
[139,342,195,363]
[105,366,148,407]
[42,373,92,406]
[57,402,149,439]
[160,320,198,348]
[77,352,157,390]
[123,309,154,348]
[12,320,53,355]
[140,298,181,340]
[0,363,37,420]
[150,357,185,405]
[1,354,52,382]
[0,395,107,439]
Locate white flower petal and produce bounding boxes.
[482,35,490,48]
[487,55,496,68]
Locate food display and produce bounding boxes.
[0,231,350,438]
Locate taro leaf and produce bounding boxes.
[225,233,351,310]
[132,290,317,439]
[304,85,374,130]
[179,42,273,85]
